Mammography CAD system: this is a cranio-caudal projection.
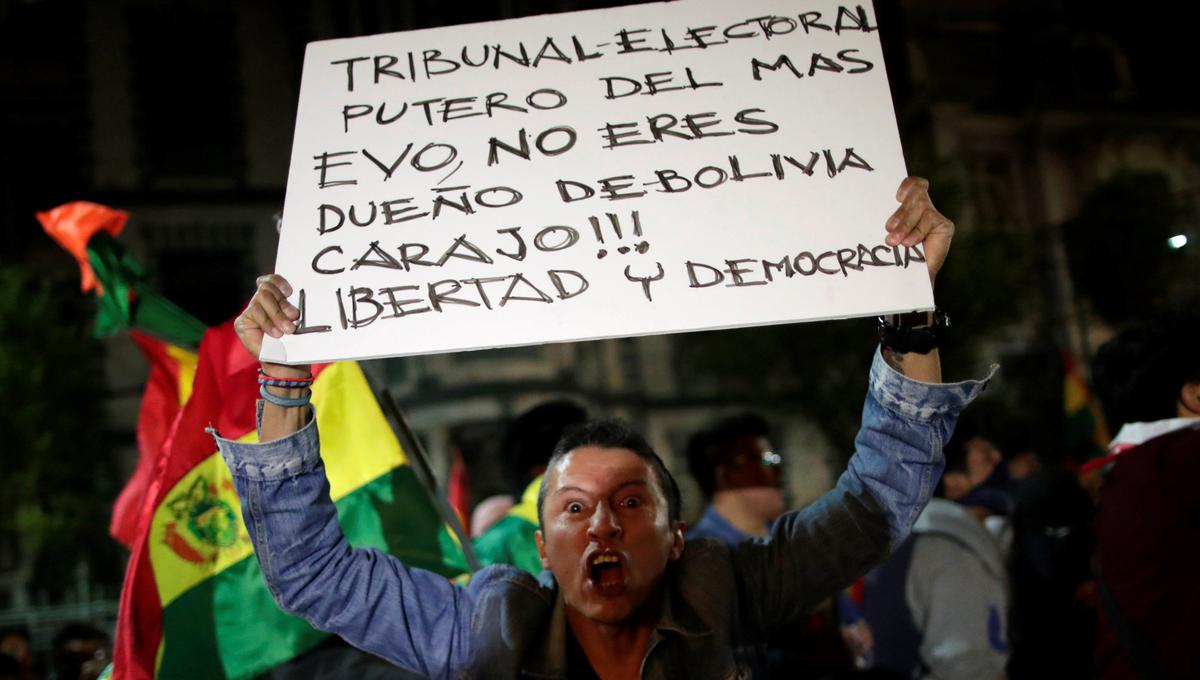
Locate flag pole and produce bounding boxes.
[375,386,483,573]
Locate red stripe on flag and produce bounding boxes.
[110,332,189,548]
[114,323,251,678]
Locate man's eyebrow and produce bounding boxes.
[549,479,650,498]
[613,480,650,493]
[550,485,588,498]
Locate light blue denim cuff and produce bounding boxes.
[211,401,321,481]
[868,346,997,421]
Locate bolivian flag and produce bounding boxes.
[34,202,466,678]
[113,322,467,679]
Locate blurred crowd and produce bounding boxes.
[0,623,109,680]
[459,313,1197,680]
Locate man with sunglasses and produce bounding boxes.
[687,415,875,676]
[686,413,784,545]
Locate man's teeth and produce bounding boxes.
[593,555,619,565]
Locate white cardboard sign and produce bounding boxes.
[263,0,931,364]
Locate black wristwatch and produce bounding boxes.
[877,309,949,354]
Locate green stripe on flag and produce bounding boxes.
[159,557,325,680]
[158,582,222,678]
[354,467,468,577]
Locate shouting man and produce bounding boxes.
[217,177,989,679]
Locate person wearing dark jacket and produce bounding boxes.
[1089,315,1200,680]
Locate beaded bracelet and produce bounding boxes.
[259,383,312,408]
[258,368,314,388]
[259,376,315,388]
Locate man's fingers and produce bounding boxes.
[240,301,279,338]
[902,209,942,247]
[256,274,294,297]
[256,295,293,337]
[234,273,302,360]
[256,283,299,334]
[895,176,929,203]
[237,276,300,341]
[887,196,931,246]
[888,176,953,283]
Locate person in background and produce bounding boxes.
[863,420,1010,680]
[469,494,515,538]
[1007,467,1096,680]
[1089,314,1200,680]
[687,414,873,678]
[473,400,588,574]
[50,623,108,680]
[685,413,784,544]
[0,627,34,680]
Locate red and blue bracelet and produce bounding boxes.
[258,369,314,407]
[257,368,314,388]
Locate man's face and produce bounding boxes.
[964,437,1002,489]
[535,447,683,625]
[718,435,785,520]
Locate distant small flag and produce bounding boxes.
[1063,349,1110,470]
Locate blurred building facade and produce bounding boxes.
[891,0,1200,346]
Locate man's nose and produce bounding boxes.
[587,503,622,539]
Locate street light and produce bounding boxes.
[1167,234,1188,249]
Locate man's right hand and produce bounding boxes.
[235,274,311,377]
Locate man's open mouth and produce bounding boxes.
[587,552,627,595]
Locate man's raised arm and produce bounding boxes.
[880,176,950,385]
[731,177,993,634]
[212,277,476,679]
[234,274,312,442]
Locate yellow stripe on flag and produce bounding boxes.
[165,344,198,405]
[1064,371,1089,412]
[150,441,256,607]
[311,362,406,499]
[507,476,542,526]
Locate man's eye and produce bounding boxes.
[567,502,583,513]
[623,497,640,508]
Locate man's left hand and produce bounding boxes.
[885,177,954,285]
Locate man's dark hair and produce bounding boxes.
[51,622,107,651]
[686,413,770,500]
[502,400,587,496]
[1092,314,1200,428]
[537,419,682,529]
[943,418,980,475]
[934,418,980,498]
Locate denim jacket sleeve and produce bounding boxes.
[731,347,993,634]
[214,411,474,680]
